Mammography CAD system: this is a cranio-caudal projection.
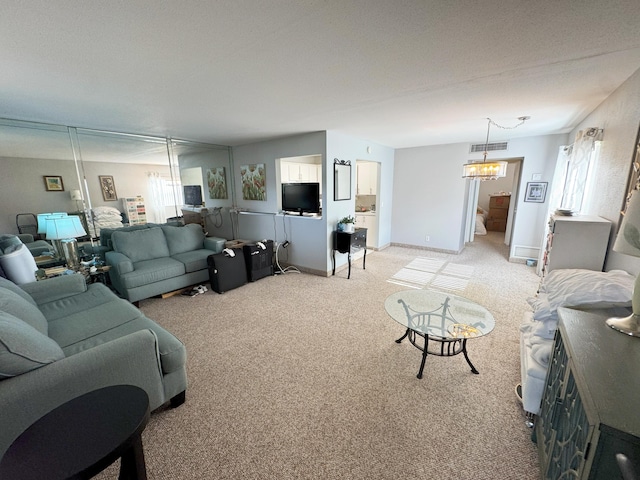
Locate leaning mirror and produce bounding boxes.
[334,159,351,201]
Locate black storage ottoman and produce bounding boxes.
[243,240,274,281]
[207,249,248,293]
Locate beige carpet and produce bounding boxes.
[98,232,541,479]
[388,257,474,292]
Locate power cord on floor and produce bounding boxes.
[275,242,300,274]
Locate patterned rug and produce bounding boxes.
[387,256,474,292]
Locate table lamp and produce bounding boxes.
[37,212,67,236]
[40,213,69,256]
[45,215,87,270]
[607,189,640,337]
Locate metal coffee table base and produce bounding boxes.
[395,327,479,379]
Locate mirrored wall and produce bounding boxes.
[0,118,231,239]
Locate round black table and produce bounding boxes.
[0,385,150,480]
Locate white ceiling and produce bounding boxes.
[1,0,640,150]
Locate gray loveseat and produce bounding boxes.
[106,223,224,303]
[0,274,187,457]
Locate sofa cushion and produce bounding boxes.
[161,224,204,256]
[48,297,145,348]
[0,311,64,379]
[59,317,186,374]
[112,227,170,263]
[171,249,212,273]
[119,258,185,289]
[0,288,48,335]
[0,276,37,307]
[36,283,121,322]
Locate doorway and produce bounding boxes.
[465,158,523,256]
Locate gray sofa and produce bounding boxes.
[0,274,187,457]
[81,222,179,262]
[106,223,224,303]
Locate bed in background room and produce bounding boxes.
[475,207,487,235]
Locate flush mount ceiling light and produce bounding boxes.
[463,116,530,181]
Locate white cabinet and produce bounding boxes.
[357,162,377,195]
[540,214,611,276]
[355,214,377,248]
[281,162,321,186]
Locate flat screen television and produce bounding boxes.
[282,182,320,216]
[183,185,203,206]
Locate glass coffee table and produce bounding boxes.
[385,289,495,379]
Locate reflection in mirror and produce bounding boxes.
[0,118,232,243]
[170,140,233,239]
[0,119,80,236]
[75,129,174,236]
[334,158,351,201]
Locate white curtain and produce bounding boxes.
[560,128,601,212]
[147,172,166,224]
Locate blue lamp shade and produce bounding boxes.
[38,212,68,235]
[45,216,86,240]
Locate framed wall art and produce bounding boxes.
[43,175,64,192]
[240,164,266,201]
[524,182,547,203]
[99,175,118,201]
[207,167,228,199]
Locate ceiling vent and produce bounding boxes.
[469,141,508,153]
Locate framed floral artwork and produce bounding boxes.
[240,164,266,201]
[43,175,64,191]
[99,175,118,201]
[207,167,228,199]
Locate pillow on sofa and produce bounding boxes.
[0,288,48,335]
[112,227,170,263]
[0,311,64,379]
[162,224,204,255]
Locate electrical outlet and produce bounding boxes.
[425,235,430,242]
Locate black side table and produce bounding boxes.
[332,228,367,279]
[0,385,150,480]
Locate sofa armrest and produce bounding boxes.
[20,274,88,305]
[0,329,165,458]
[106,251,134,275]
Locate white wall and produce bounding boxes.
[326,131,395,252]
[572,68,640,274]
[392,134,568,256]
[230,132,328,274]
[229,131,394,275]
[392,143,469,252]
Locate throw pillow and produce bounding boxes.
[0,311,64,379]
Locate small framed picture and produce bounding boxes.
[43,175,64,191]
[524,182,548,203]
[99,175,118,201]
